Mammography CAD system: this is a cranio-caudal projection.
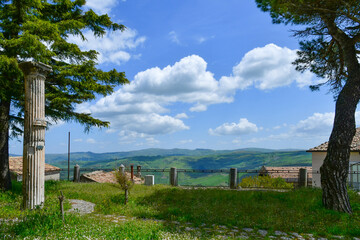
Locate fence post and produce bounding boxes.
[137,165,141,178]
[130,165,134,180]
[119,164,125,174]
[170,167,178,186]
[230,168,237,189]
[298,168,307,187]
[73,164,80,182]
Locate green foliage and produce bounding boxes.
[114,170,134,191]
[255,0,360,94]
[239,175,293,189]
[0,0,129,135]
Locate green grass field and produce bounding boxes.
[2,181,360,239]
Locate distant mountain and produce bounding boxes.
[43,148,311,171]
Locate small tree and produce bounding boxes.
[114,170,134,205]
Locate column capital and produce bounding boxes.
[19,61,52,78]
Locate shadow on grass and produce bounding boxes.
[133,187,360,237]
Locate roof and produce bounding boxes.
[259,166,312,181]
[81,170,143,184]
[9,156,61,175]
[307,128,360,152]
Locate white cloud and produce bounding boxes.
[169,31,181,44]
[77,45,316,141]
[209,118,259,136]
[73,138,83,142]
[68,28,146,65]
[219,44,314,91]
[85,0,118,15]
[175,113,189,119]
[179,139,193,144]
[86,138,96,144]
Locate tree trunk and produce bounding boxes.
[0,100,12,191]
[124,189,128,205]
[320,69,360,214]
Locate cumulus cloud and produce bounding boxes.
[209,118,259,136]
[85,0,118,15]
[77,44,315,140]
[219,44,314,91]
[175,113,189,119]
[179,139,193,144]
[68,28,146,65]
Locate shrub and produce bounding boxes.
[239,175,293,189]
[114,170,134,205]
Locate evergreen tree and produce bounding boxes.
[256,0,360,213]
[0,0,129,190]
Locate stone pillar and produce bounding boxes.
[73,164,80,182]
[144,175,154,186]
[298,168,308,188]
[20,61,52,209]
[137,165,141,178]
[119,164,125,174]
[170,167,177,186]
[229,168,237,189]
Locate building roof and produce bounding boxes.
[9,156,60,175]
[81,170,143,184]
[307,128,360,152]
[259,166,312,182]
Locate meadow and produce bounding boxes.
[1,181,360,239]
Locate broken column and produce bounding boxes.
[20,61,52,209]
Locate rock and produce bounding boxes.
[243,228,253,232]
[275,231,287,236]
[258,230,268,236]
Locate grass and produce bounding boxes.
[1,181,360,239]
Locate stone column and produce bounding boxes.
[20,61,52,209]
[229,168,237,189]
[144,175,154,186]
[73,164,80,182]
[119,164,125,174]
[170,167,177,186]
[137,165,141,178]
[298,168,308,188]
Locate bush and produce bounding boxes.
[239,175,293,189]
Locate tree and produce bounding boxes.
[255,0,360,213]
[114,169,134,205]
[0,0,129,191]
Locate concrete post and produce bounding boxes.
[229,168,237,189]
[137,165,141,178]
[119,164,125,174]
[20,61,52,209]
[73,164,80,182]
[298,168,308,187]
[170,167,177,186]
[145,175,154,186]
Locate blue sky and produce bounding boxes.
[10,0,353,154]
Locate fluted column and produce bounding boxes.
[20,61,52,209]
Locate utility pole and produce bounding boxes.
[68,132,70,181]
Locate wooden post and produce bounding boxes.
[73,164,80,182]
[299,168,308,188]
[170,167,177,186]
[130,165,134,180]
[230,168,237,189]
[20,61,52,209]
[58,191,65,221]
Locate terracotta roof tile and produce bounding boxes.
[81,170,143,184]
[9,156,60,175]
[307,127,360,152]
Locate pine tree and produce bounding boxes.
[256,0,360,213]
[0,0,129,190]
